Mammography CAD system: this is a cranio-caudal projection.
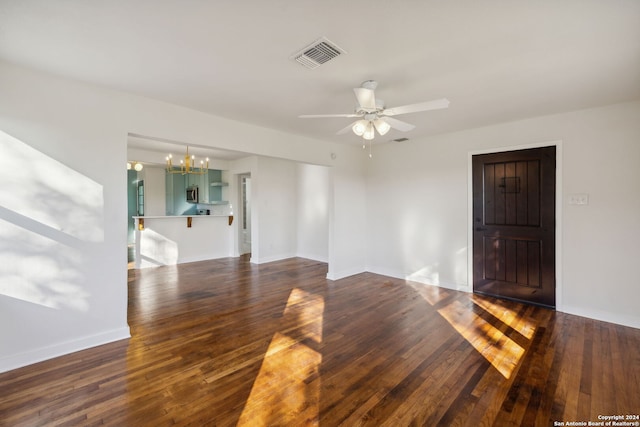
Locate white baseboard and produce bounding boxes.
[0,326,131,374]
[295,252,328,263]
[559,305,640,330]
[366,266,468,292]
[326,266,366,281]
[177,253,232,264]
[136,253,238,268]
[252,252,297,264]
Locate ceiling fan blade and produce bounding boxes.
[336,121,358,135]
[382,98,450,116]
[353,87,377,111]
[382,117,416,132]
[299,113,361,118]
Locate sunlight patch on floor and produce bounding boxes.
[238,288,324,426]
[438,299,525,379]
[406,280,451,306]
[473,295,536,339]
[282,288,324,344]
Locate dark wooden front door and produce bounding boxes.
[472,146,556,308]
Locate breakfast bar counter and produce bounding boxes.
[133,215,234,268]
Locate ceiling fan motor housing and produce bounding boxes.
[361,80,378,90]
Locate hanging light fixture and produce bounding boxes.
[362,122,375,140]
[352,120,368,136]
[166,146,209,175]
[127,161,144,171]
[373,118,391,136]
[352,115,391,141]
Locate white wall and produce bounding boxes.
[327,150,368,280]
[227,157,331,264]
[366,137,468,289]
[296,163,330,262]
[0,63,131,372]
[0,61,368,372]
[252,156,298,263]
[138,166,165,216]
[366,101,640,329]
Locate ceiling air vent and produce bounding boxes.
[393,137,409,142]
[291,37,346,69]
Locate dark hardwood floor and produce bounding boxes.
[1,256,639,426]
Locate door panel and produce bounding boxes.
[473,147,555,308]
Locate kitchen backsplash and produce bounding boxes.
[198,203,232,216]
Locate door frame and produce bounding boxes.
[467,140,563,311]
[237,172,252,258]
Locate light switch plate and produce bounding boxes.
[568,193,589,205]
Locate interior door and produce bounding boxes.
[472,146,556,308]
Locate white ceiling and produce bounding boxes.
[1,1,639,148]
[127,134,249,161]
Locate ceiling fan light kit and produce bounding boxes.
[373,118,391,136]
[299,80,450,154]
[362,122,375,140]
[352,120,367,136]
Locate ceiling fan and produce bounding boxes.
[299,80,450,142]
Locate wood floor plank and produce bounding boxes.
[1,256,639,426]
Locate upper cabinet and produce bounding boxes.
[166,172,190,215]
[207,169,229,204]
[166,169,229,215]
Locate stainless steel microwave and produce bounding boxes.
[186,186,199,203]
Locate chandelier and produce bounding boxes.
[166,146,209,175]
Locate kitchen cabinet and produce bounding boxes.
[186,172,208,203]
[208,169,228,204]
[166,172,193,215]
[165,169,228,215]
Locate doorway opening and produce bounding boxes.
[127,171,143,269]
[239,174,252,256]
